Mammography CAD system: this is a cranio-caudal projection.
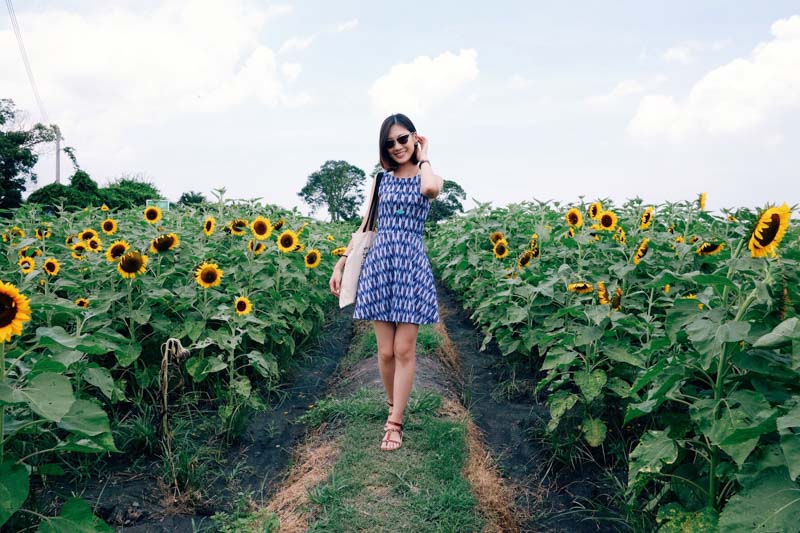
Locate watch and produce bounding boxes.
[418,160,430,169]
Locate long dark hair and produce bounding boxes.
[378,113,418,171]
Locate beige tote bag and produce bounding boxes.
[339,172,383,308]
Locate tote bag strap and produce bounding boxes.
[363,171,383,232]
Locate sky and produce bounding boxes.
[2,1,799,219]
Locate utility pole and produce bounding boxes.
[53,124,61,184]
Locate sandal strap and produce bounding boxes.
[384,420,403,430]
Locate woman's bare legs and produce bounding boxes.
[374,320,398,407]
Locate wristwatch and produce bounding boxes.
[418,160,430,169]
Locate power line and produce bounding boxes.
[5,0,49,123]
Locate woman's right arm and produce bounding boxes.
[334,174,379,273]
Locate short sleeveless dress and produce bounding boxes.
[351,171,440,324]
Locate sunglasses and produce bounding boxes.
[383,132,415,150]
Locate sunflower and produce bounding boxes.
[117,251,148,279]
[10,227,25,239]
[689,235,699,244]
[530,233,539,249]
[277,230,299,253]
[518,249,534,269]
[640,207,654,230]
[667,225,675,234]
[749,203,791,258]
[611,288,623,310]
[493,240,509,259]
[106,241,130,262]
[633,238,651,265]
[79,229,99,242]
[248,239,267,255]
[18,246,42,258]
[65,234,78,246]
[150,233,180,254]
[294,243,306,253]
[567,227,575,238]
[675,235,685,244]
[568,282,594,294]
[75,298,90,308]
[490,231,505,245]
[331,247,346,256]
[1,232,7,242]
[101,204,109,211]
[101,218,118,235]
[35,226,52,239]
[326,234,335,241]
[598,211,618,231]
[566,208,583,228]
[614,226,627,245]
[203,216,216,236]
[683,294,704,310]
[234,296,253,316]
[251,216,272,240]
[664,284,670,294]
[86,237,103,252]
[18,257,36,274]
[598,281,610,304]
[297,222,310,236]
[194,262,223,289]
[71,242,88,260]
[588,201,603,220]
[530,244,540,259]
[0,280,32,342]
[43,258,60,276]
[698,192,707,211]
[305,249,321,269]
[273,218,285,231]
[144,206,163,224]
[696,242,725,256]
[229,219,249,236]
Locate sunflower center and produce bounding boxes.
[146,210,158,220]
[601,215,613,227]
[111,245,126,258]
[281,236,293,247]
[46,262,56,272]
[202,269,218,283]
[205,221,213,231]
[237,300,247,312]
[568,213,579,225]
[254,222,267,234]
[121,255,143,273]
[755,214,780,246]
[0,293,16,327]
[154,235,174,251]
[103,222,113,231]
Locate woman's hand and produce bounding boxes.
[329,266,343,297]
[415,134,429,161]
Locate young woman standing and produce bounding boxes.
[329,113,443,451]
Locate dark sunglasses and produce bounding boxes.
[383,132,415,149]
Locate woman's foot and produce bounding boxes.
[381,420,403,451]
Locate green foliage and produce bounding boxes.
[101,175,162,209]
[298,160,367,222]
[178,190,206,205]
[427,179,466,225]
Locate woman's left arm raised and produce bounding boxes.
[416,134,444,199]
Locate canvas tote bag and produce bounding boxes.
[339,172,383,308]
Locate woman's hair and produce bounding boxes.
[378,113,418,171]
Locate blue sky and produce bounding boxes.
[2,1,799,217]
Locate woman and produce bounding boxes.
[329,113,444,451]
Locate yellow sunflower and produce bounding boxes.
[294,243,306,252]
[567,227,575,238]
[749,203,791,258]
[18,246,42,258]
[101,218,118,235]
[75,298,90,308]
[614,226,627,245]
[144,206,163,224]
[568,282,594,294]
[101,204,109,211]
[640,207,654,230]
[0,280,32,342]
[612,288,623,310]
[696,242,725,256]
[194,262,223,289]
[234,296,253,316]
[530,233,539,249]
[65,234,78,246]
[675,235,685,244]
[273,218,285,231]
[79,229,99,241]
[203,216,216,236]
[727,214,738,222]
[251,216,272,240]
[86,237,103,252]
[35,226,52,239]
[588,201,603,220]
[490,231,506,245]
[633,238,651,265]
[117,251,148,279]
[106,241,130,262]
[689,235,699,244]
[331,247,347,256]
[150,233,180,254]
[71,242,88,260]
[305,249,321,269]
[229,219,249,236]
[598,211,618,231]
[248,239,267,255]
[598,281,610,304]
[10,227,25,239]
[297,222,310,236]
[18,257,36,274]
[277,230,299,253]
[326,234,335,241]
[43,258,60,276]
[566,208,583,228]
[664,284,670,295]
[698,192,707,211]
[493,240,509,259]
[518,249,534,269]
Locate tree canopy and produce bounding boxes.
[298,160,367,222]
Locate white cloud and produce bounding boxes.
[585,80,645,108]
[507,74,535,90]
[630,15,800,141]
[279,35,316,54]
[369,48,479,117]
[662,39,729,64]
[336,19,359,32]
[281,62,302,82]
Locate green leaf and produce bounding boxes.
[582,418,607,447]
[82,367,115,401]
[246,351,279,379]
[656,503,718,533]
[130,308,151,325]
[547,390,578,432]
[716,321,751,344]
[37,497,114,533]
[777,403,800,481]
[19,373,75,422]
[233,376,251,398]
[55,432,119,453]
[0,462,29,527]
[574,369,607,403]
[36,326,80,349]
[604,346,645,368]
[58,400,112,437]
[541,349,579,370]
[719,467,800,532]
[0,381,22,405]
[628,430,679,487]
[185,356,226,383]
[753,317,800,348]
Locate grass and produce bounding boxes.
[299,388,484,532]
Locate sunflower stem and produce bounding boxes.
[1,341,4,463]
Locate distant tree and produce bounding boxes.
[101,173,162,209]
[0,99,57,212]
[427,179,466,225]
[298,160,367,222]
[178,190,206,205]
[25,182,83,210]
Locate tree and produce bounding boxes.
[101,173,162,209]
[427,179,466,225]
[178,190,206,205]
[0,99,56,212]
[298,160,367,222]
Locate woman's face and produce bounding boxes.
[386,124,416,165]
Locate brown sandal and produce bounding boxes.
[381,420,403,451]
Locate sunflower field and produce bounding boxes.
[0,200,347,529]
[429,196,800,530]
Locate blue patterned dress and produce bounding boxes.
[352,171,440,324]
